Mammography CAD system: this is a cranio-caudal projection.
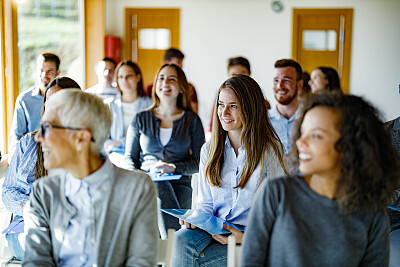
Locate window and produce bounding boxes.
[17,0,84,92]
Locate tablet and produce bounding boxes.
[147,172,182,182]
[161,209,244,235]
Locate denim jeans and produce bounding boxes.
[390,229,400,267]
[5,215,24,261]
[172,228,227,267]
[156,175,192,239]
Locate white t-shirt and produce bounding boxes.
[121,100,140,134]
[159,127,173,146]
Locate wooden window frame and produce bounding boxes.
[0,0,104,153]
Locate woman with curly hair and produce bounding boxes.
[241,92,400,266]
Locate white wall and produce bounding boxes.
[106,0,400,127]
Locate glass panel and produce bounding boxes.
[139,28,171,50]
[303,30,326,51]
[327,30,337,51]
[17,0,84,92]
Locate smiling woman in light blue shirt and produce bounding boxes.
[172,75,287,267]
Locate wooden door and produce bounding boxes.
[292,9,353,93]
[125,8,180,86]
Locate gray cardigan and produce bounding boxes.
[386,116,400,231]
[23,159,158,267]
[125,109,205,175]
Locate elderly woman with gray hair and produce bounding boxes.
[23,90,158,266]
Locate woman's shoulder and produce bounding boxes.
[259,175,304,194]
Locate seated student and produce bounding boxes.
[103,60,151,155]
[24,90,158,266]
[85,57,119,99]
[241,92,400,266]
[125,63,204,239]
[309,66,342,94]
[385,110,400,267]
[2,77,80,261]
[8,53,61,156]
[172,75,287,267]
[206,56,270,140]
[144,48,199,113]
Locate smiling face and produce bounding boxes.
[37,59,59,90]
[273,66,302,105]
[117,65,141,94]
[296,106,341,179]
[97,60,116,87]
[217,88,243,136]
[35,108,78,170]
[309,68,329,93]
[155,66,181,102]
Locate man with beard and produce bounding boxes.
[268,59,303,155]
[8,53,61,156]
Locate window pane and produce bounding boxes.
[303,30,326,50]
[139,28,171,50]
[327,30,337,51]
[17,0,83,92]
[303,30,337,51]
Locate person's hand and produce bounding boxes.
[150,162,176,174]
[212,225,243,245]
[105,141,122,154]
[179,219,196,229]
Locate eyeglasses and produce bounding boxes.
[40,123,95,142]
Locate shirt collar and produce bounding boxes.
[32,86,42,97]
[271,106,300,122]
[65,158,114,196]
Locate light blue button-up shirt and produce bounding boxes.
[268,107,300,155]
[2,133,37,216]
[196,137,285,227]
[8,86,43,155]
[58,160,113,267]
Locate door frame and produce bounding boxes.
[124,8,180,61]
[292,8,353,93]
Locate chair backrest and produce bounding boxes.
[157,229,175,267]
[227,235,242,267]
[191,173,199,209]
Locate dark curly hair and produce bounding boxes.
[289,92,400,214]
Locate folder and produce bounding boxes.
[161,209,244,235]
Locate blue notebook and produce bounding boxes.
[147,172,182,182]
[161,209,244,235]
[2,219,24,234]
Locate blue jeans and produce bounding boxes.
[5,215,24,261]
[172,228,227,267]
[156,175,192,239]
[390,228,400,267]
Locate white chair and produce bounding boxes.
[227,235,242,267]
[157,229,175,267]
[191,173,199,209]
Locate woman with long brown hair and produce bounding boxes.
[104,60,151,154]
[125,63,205,239]
[172,74,287,266]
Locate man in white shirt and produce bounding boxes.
[268,59,303,155]
[85,57,118,99]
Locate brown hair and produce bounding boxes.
[149,64,193,112]
[115,60,145,97]
[205,75,287,189]
[34,77,81,179]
